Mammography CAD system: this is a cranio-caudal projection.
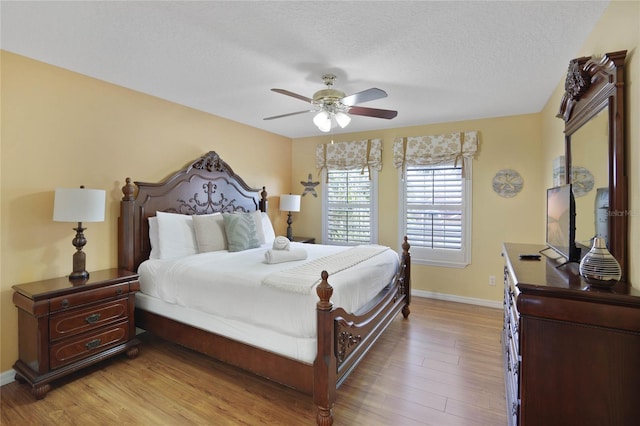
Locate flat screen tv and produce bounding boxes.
[545,184,580,263]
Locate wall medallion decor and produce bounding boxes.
[552,156,594,197]
[492,169,524,198]
[570,166,594,197]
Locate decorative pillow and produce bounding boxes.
[251,210,266,244]
[192,213,227,253]
[148,216,160,259]
[156,211,198,260]
[260,212,276,244]
[222,212,260,252]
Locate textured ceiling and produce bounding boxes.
[1,1,609,139]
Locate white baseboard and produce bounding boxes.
[0,292,500,387]
[1,369,16,387]
[412,289,502,309]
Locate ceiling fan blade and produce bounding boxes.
[348,106,398,119]
[263,110,313,120]
[341,88,388,106]
[271,88,313,103]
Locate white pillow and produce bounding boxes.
[148,216,160,259]
[192,213,227,252]
[156,211,198,260]
[260,212,276,244]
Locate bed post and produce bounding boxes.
[259,186,268,213]
[118,178,136,271]
[401,236,411,318]
[314,271,336,425]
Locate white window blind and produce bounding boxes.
[400,162,471,267]
[323,168,377,245]
[406,166,462,249]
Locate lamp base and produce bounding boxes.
[69,269,89,280]
[69,223,89,281]
[286,211,293,241]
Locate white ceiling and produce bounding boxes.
[1,1,609,139]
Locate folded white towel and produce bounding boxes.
[272,236,291,251]
[264,248,307,264]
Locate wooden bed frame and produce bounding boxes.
[117,151,411,425]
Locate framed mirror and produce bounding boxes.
[557,50,628,281]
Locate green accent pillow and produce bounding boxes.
[222,213,261,252]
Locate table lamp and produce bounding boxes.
[279,194,301,241]
[53,186,106,280]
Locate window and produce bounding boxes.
[399,161,471,267]
[322,168,377,245]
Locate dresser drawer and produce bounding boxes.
[49,282,131,312]
[49,321,129,370]
[50,298,129,341]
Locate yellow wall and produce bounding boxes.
[292,114,544,302]
[0,51,292,372]
[541,0,639,286]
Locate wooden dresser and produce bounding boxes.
[502,243,640,426]
[12,268,140,399]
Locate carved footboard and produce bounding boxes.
[313,237,411,425]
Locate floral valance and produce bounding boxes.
[393,131,479,171]
[315,139,383,173]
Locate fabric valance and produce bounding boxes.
[393,131,479,171]
[315,139,383,173]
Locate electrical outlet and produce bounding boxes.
[489,275,496,286]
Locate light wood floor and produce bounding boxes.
[1,297,507,425]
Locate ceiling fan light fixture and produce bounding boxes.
[266,74,397,131]
[313,111,332,132]
[335,111,351,128]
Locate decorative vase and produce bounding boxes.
[579,237,621,287]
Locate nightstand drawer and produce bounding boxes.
[50,321,129,370]
[49,282,131,312]
[50,298,129,341]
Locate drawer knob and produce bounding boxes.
[61,299,70,308]
[116,288,123,295]
[85,313,101,324]
[85,339,102,350]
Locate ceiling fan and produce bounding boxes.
[264,74,398,132]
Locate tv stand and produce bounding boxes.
[502,243,640,426]
[553,258,578,269]
[538,245,581,267]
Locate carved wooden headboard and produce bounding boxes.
[118,151,267,272]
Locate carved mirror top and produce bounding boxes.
[564,56,591,102]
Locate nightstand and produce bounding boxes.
[292,236,315,244]
[12,268,140,399]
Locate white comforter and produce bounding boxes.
[138,242,399,339]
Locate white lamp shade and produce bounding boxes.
[335,111,351,128]
[280,194,301,212]
[313,111,332,132]
[53,187,106,222]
